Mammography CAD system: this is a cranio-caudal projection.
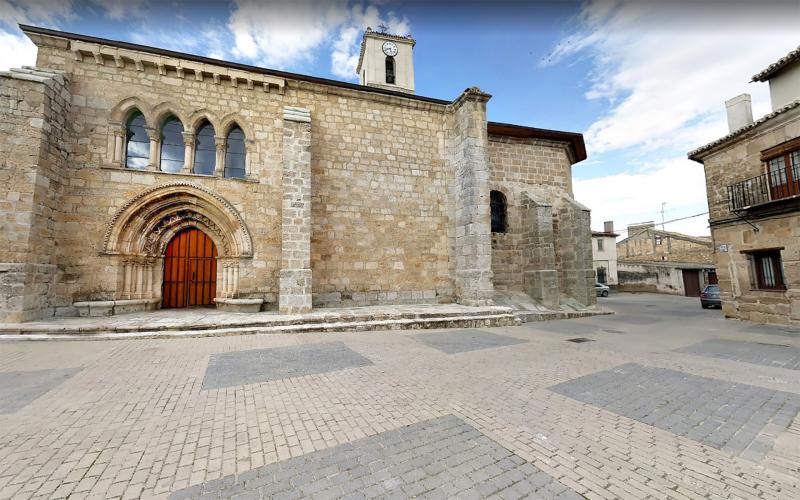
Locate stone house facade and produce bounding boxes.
[616,223,716,296]
[0,25,594,322]
[591,221,618,286]
[689,46,800,326]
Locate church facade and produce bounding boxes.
[0,25,594,322]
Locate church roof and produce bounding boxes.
[19,24,586,163]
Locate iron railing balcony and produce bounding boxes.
[728,165,800,211]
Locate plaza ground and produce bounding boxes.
[0,293,799,499]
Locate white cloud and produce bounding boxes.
[0,0,74,26]
[227,0,409,77]
[574,156,711,236]
[549,0,799,155]
[0,29,37,71]
[330,4,410,79]
[229,0,350,69]
[89,0,148,20]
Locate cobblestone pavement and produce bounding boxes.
[413,330,527,354]
[171,415,581,500]
[1,293,799,499]
[676,338,800,371]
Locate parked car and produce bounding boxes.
[595,282,610,297]
[700,284,721,309]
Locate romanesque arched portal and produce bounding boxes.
[102,181,253,303]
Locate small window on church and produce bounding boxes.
[159,116,185,173]
[490,190,507,233]
[194,121,216,175]
[225,126,246,179]
[385,56,395,84]
[125,111,149,169]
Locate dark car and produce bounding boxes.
[700,284,721,309]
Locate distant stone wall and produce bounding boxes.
[618,224,713,265]
[617,262,686,295]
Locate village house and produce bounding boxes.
[616,222,716,296]
[591,221,618,286]
[0,25,595,322]
[689,46,800,326]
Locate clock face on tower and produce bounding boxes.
[382,41,398,57]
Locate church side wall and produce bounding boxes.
[0,71,71,321]
[487,135,574,291]
[30,44,453,314]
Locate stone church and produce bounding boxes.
[0,25,594,322]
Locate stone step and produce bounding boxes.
[0,306,516,335]
[1,313,522,341]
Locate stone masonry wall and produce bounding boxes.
[0,68,71,321]
[618,226,714,265]
[488,135,574,291]
[20,41,455,316]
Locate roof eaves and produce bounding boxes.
[487,121,587,163]
[688,99,800,161]
[751,45,800,82]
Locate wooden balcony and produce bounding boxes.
[728,164,800,211]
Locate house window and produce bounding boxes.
[655,235,663,245]
[748,250,785,290]
[490,190,507,233]
[597,238,604,251]
[385,56,395,84]
[159,116,185,173]
[224,126,246,179]
[762,138,800,200]
[125,111,149,169]
[194,121,216,175]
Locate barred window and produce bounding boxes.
[490,190,507,233]
[194,121,216,175]
[125,111,149,169]
[159,116,185,173]
[225,126,246,179]
[748,249,785,290]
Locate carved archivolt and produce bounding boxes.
[103,181,253,258]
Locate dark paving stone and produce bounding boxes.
[0,368,81,414]
[549,363,800,462]
[526,320,600,335]
[170,415,581,500]
[202,342,373,390]
[414,330,527,354]
[676,339,800,371]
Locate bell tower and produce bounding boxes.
[356,28,415,94]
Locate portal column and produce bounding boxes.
[279,107,313,314]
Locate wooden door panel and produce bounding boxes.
[162,228,217,308]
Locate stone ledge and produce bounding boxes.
[73,299,160,317]
[215,298,264,313]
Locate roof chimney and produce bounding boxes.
[725,94,753,133]
[604,221,614,234]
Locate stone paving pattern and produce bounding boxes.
[202,342,374,390]
[0,294,799,499]
[170,415,581,500]
[413,330,527,354]
[549,362,800,462]
[677,338,800,370]
[0,368,81,414]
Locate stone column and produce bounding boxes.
[146,127,159,170]
[214,136,226,176]
[447,88,494,306]
[182,132,195,173]
[279,107,313,314]
[113,129,125,166]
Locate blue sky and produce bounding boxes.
[1,0,798,236]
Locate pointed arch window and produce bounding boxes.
[385,56,395,84]
[194,121,216,175]
[490,190,508,233]
[225,126,246,179]
[159,116,185,173]
[125,111,149,169]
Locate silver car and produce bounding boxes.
[595,282,610,297]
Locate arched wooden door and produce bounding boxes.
[162,228,217,308]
